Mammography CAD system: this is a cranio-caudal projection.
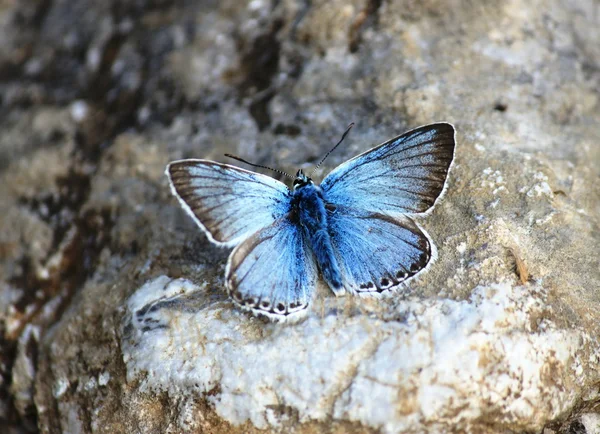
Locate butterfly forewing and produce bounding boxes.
[328,207,432,294]
[225,217,318,320]
[166,160,291,247]
[321,123,455,215]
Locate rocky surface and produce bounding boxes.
[1,0,599,433]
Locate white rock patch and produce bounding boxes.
[122,276,590,433]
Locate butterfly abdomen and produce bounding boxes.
[293,185,343,293]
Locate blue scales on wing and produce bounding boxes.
[166,160,291,247]
[321,123,455,215]
[327,206,432,294]
[320,123,455,294]
[225,217,318,319]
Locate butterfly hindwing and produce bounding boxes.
[328,206,433,294]
[225,217,318,320]
[321,123,455,215]
[166,160,291,247]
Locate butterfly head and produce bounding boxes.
[293,169,312,190]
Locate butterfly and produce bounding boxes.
[166,123,455,321]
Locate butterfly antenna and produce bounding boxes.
[311,122,355,176]
[224,154,293,179]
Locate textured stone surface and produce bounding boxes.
[1,0,599,433]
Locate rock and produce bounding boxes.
[1,0,599,433]
[122,276,595,433]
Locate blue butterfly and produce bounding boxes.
[166,123,455,321]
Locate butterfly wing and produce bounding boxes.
[328,206,433,294]
[166,160,291,247]
[225,217,318,320]
[321,123,455,294]
[320,123,455,215]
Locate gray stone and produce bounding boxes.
[1,0,599,433]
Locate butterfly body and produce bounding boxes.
[291,171,343,294]
[167,123,456,321]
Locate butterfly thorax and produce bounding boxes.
[291,178,343,292]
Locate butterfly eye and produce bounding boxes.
[274,303,286,314]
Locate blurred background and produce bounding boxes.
[0,0,599,433]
